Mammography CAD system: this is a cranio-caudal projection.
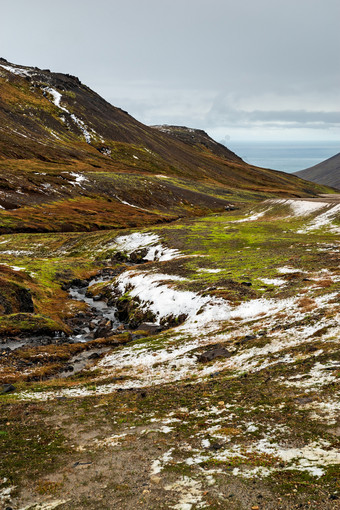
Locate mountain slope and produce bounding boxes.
[0,58,333,233]
[151,124,242,162]
[295,152,340,188]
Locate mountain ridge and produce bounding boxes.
[0,58,334,234]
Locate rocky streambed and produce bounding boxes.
[0,259,167,382]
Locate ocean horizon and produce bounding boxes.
[225,141,340,174]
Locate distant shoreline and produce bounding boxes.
[224,140,340,173]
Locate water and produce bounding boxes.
[68,277,121,343]
[227,141,340,173]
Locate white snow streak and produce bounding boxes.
[113,232,181,261]
[297,203,340,234]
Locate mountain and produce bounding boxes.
[1,59,340,508]
[151,124,242,161]
[0,58,332,233]
[294,152,340,189]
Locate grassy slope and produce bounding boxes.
[0,201,339,509]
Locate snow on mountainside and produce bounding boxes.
[0,57,332,236]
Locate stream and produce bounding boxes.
[67,273,122,343]
[0,271,123,353]
[0,262,162,378]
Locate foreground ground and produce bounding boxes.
[0,197,340,509]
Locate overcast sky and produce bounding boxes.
[1,0,340,141]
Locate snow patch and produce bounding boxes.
[297,203,340,234]
[0,63,31,77]
[115,271,229,328]
[198,268,222,274]
[277,266,300,274]
[69,172,88,186]
[260,277,287,286]
[286,200,329,216]
[113,232,181,261]
[0,484,16,504]
[233,209,269,223]
[43,87,69,113]
[283,361,339,390]
[165,476,206,510]
[305,395,340,425]
[150,448,174,475]
[230,296,295,321]
[19,500,69,510]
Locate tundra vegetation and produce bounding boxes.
[0,60,339,510]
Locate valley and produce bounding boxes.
[1,198,340,509]
[0,59,339,510]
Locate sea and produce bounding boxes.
[226,141,340,174]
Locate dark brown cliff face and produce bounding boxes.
[151,125,243,163]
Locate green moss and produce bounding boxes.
[0,313,68,336]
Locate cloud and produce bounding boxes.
[1,0,339,140]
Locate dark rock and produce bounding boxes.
[1,384,16,394]
[84,332,95,340]
[72,327,83,335]
[129,248,148,264]
[137,323,163,334]
[88,352,100,360]
[98,318,110,327]
[241,281,252,286]
[237,334,257,345]
[329,494,339,500]
[94,320,113,338]
[245,334,256,341]
[70,279,88,288]
[160,313,187,328]
[197,345,232,363]
[208,443,223,450]
[101,267,119,277]
[73,461,92,467]
[131,334,148,341]
[63,365,74,372]
[17,287,34,313]
[112,251,128,262]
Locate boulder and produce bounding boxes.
[129,248,148,264]
[1,383,16,394]
[197,345,232,363]
[94,319,113,338]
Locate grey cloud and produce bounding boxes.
[1,0,339,139]
[205,106,340,128]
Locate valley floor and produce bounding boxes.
[1,197,340,509]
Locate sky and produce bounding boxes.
[1,0,340,142]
